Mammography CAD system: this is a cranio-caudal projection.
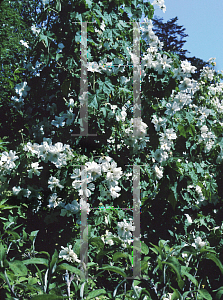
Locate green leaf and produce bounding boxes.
[0,243,6,265]
[99,265,127,278]
[170,287,181,300]
[181,266,198,287]
[90,237,104,250]
[85,0,93,8]
[89,95,98,109]
[30,230,39,242]
[205,253,223,274]
[56,263,80,276]
[113,252,128,262]
[31,295,68,300]
[9,260,28,276]
[34,264,43,286]
[141,259,149,272]
[86,289,106,299]
[198,289,212,300]
[168,190,177,210]
[61,79,71,96]
[164,257,184,290]
[39,34,48,47]
[100,106,107,117]
[215,287,223,300]
[50,249,58,274]
[178,124,187,138]
[23,258,49,267]
[141,242,149,255]
[150,243,163,257]
[56,0,61,11]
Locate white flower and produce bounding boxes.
[15,81,31,97]
[181,60,196,74]
[165,128,177,140]
[23,188,31,198]
[192,237,206,249]
[27,162,43,178]
[101,230,114,246]
[31,24,40,35]
[154,165,163,179]
[1,150,19,170]
[109,185,121,198]
[116,107,127,122]
[51,116,65,128]
[154,149,168,163]
[152,0,166,12]
[72,170,95,198]
[110,104,117,113]
[132,118,148,137]
[23,142,39,155]
[106,161,123,182]
[64,109,75,125]
[84,161,101,180]
[68,98,75,108]
[200,125,208,134]
[60,200,80,217]
[95,20,106,34]
[185,214,193,224]
[20,40,29,48]
[48,193,62,208]
[11,96,24,105]
[99,156,113,172]
[48,176,64,191]
[59,245,81,263]
[151,115,166,131]
[12,186,22,195]
[117,219,135,246]
[87,62,101,73]
[165,102,181,116]
[179,78,193,90]
[163,293,173,300]
[78,92,88,106]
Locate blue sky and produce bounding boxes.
[150,0,223,72]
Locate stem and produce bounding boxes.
[93,73,95,92]
[194,259,200,300]
[65,270,75,300]
[4,270,18,298]
[66,270,71,300]
[163,265,167,296]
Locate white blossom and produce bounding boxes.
[59,245,81,263]
[15,81,31,97]
[48,176,64,191]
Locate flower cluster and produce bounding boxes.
[0,150,19,176]
[124,117,150,151]
[10,81,31,110]
[117,219,135,247]
[23,138,73,168]
[54,156,123,220]
[198,124,216,152]
[71,157,122,200]
[187,184,206,207]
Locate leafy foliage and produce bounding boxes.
[1,0,223,299]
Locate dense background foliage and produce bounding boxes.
[1,0,223,299]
